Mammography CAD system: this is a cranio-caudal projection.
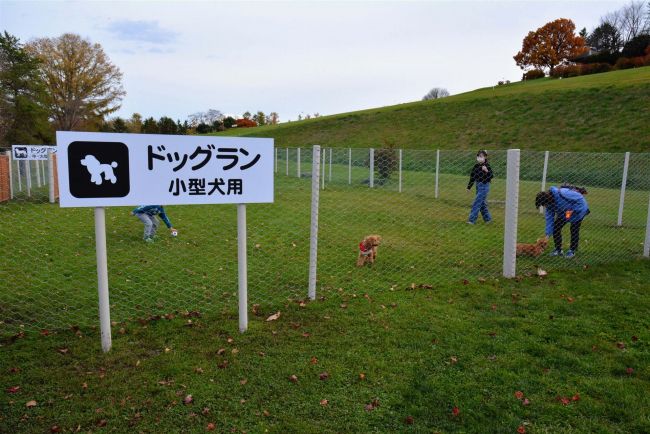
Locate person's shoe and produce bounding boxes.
[144,237,154,243]
[549,249,563,257]
[467,221,475,225]
[484,220,493,225]
[565,250,575,258]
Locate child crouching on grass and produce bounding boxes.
[131,205,177,242]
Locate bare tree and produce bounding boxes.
[620,1,647,42]
[422,87,450,100]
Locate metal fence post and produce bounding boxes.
[348,148,352,185]
[617,151,630,226]
[540,150,549,213]
[329,148,332,181]
[94,207,112,352]
[644,193,650,257]
[308,146,321,300]
[26,160,31,197]
[297,147,301,178]
[237,204,248,332]
[369,148,374,188]
[286,148,289,176]
[503,149,520,278]
[435,149,440,198]
[6,151,13,199]
[41,159,46,185]
[321,147,326,190]
[398,149,403,193]
[48,151,55,203]
[275,147,278,173]
[36,160,42,188]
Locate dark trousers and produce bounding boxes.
[553,217,582,252]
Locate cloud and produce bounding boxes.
[107,20,178,45]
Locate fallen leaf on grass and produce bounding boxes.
[359,373,366,380]
[263,410,270,417]
[631,335,638,342]
[217,348,226,356]
[536,268,547,277]
[97,419,107,427]
[82,382,88,389]
[9,367,20,373]
[517,426,526,434]
[289,375,298,383]
[405,416,414,425]
[572,394,580,401]
[218,360,229,369]
[319,372,329,380]
[206,422,216,431]
[320,399,328,406]
[626,367,634,375]
[522,398,531,406]
[57,348,69,355]
[616,342,626,350]
[183,395,193,405]
[310,356,318,365]
[202,407,210,415]
[194,367,204,374]
[25,400,37,408]
[514,391,524,400]
[302,332,311,338]
[340,303,347,309]
[239,379,248,385]
[266,312,281,322]
[50,426,61,433]
[251,304,261,316]
[6,386,20,394]
[452,406,460,417]
[450,356,458,364]
[40,329,51,336]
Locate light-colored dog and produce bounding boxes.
[357,234,382,267]
[516,237,548,257]
[80,155,118,185]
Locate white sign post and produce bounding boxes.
[56,132,274,352]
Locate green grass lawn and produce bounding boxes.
[1,158,650,432]
[213,67,650,153]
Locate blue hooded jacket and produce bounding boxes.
[544,187,589,236]
[132,205,173,228]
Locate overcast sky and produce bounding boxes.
[1,0,628,122]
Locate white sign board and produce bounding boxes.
[12,145,57,160]
[56,131,274,207]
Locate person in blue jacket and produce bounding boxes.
[466,150,494,224]
[535,186,589,258]
[131,205,177,242]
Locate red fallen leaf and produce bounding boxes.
[631,335,638,342]
[364,403,375,412]
[462,279,469,285]
[289,375,298,383]
[488,331,497,337]
[217,360,229,369]
[452,406,460,416]
[490,304,497,311]
[558,396,570,405]
[320,399,328,406]
[50,426,61,433]
[371,398,380,408]
[6,386,20,394]
[517,426,526,434]
[572,394,580,401]
[97,419,107,427]
[405,415,414,425]
[206,422,216,431]
[9,367,20,373]
[25,400,37,408]
[626,367,634,375]
[40,329,51,336]
[183,395,193,405]
[319,372,329,380]
[514,391,524,400]
[522,398,531,406]
[202,407,210,415]
[266,312,281,322]
[310,356,318,365]
[616,342,626,350]
[302,332,311,338]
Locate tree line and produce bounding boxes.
[514,1,650,79]
[0,31,281,147]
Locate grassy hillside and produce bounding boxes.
[215,67,650,152]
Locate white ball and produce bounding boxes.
[171,230,178,237]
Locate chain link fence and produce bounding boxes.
[1,146,649,338]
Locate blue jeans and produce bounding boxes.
[468,182,492,223]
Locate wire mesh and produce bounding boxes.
[1,146,649,337]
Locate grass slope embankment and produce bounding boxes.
[215,67,650,152]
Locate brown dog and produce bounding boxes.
[357,235,382,267]
[516,237,548,257]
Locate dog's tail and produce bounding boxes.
[110,162,118,168]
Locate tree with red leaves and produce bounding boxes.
[514,18,587,74]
